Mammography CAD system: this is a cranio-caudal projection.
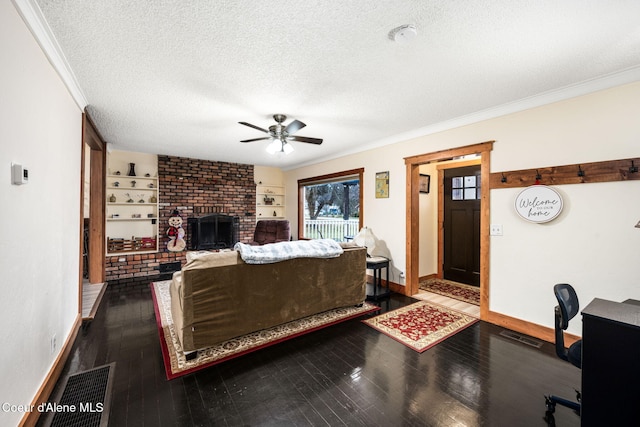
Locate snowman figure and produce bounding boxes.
[166,210,186,252]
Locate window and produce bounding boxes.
[451,173,481,200]
[298,168,364,241]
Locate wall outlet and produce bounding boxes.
[490,224,503,236]
[50,334,57,354]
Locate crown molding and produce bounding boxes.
[287,66,640,170]
[12,0,88,110]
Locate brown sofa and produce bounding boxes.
[169,244,367,352]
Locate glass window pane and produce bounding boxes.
[452,177,463,188]
[452,189,463,200]
[464,175,476,187]
[464,188,476,200]
[299,177,361,241]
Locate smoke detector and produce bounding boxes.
[388,24,417,43]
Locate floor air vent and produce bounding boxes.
[499,330,543,348]
[45,363,114,427]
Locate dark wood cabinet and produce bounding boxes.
[580,298,640,426]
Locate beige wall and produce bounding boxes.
[0,3,82,425]
[285,82,640,336]
[254,165,284,186]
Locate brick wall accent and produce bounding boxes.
[105,155,256,281]
[105,251,186,282]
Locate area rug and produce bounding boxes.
[362,301,479,353]
[151,280,380,380]
[418,278,480,306]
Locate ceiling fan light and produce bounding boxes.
[266,139,280,154]
[282,142,294,154]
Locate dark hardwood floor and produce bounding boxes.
[41,277,580,426]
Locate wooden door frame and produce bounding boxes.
[436,158,482,280]
[405,141,493,320]
[79,112,106,300]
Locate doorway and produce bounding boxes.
[443,165,481,286]
[405,141,493,320]
[80,112,107,319]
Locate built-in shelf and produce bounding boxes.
[106,151,159,255]
[256,184,285,221]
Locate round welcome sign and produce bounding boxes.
[514,185,563,223]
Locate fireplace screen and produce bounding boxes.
[187,214,239,250]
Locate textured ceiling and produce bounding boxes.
[32,0,640,168]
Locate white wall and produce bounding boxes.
[285,81,640,336]
[0,3,82,425]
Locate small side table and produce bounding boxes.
[366,256,390,300]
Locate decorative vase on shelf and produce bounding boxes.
[109,194,116,203]
[127,163,136,176]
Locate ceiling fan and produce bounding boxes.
[239,114,323,154]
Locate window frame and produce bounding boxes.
[297,168,364,240]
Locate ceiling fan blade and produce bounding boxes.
[239,121,269,133]
[290,135,323,145]
[240,137,272,143]
[284,119,306,135]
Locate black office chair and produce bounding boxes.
[544,283,582,418]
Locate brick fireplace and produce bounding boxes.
[105,155,256,282]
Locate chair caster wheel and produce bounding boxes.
[544,410,556,426]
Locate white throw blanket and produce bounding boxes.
[234,239,344,264]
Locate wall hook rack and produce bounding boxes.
[490,156,640,189]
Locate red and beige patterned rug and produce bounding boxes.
[151,280,380,380]
[362,301,479,352]
[418,278,480,306]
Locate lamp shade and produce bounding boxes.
[353,226,377,256]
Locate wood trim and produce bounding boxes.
[437,168,444,278]
[406,162,420,294]
[19,315,82,427]
[485,310,580,346]
[297,168,364,185]
[405,142,494,323]
[367,276,408,295]
[82,112,106,284]
[419,273,438,282]
[479,151,491,318]
[404,141,494,166]
[435,158,482,170]
[89,148,106,283]
[490,156,640,189]
[297,168,364,238]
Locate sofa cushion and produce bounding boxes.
[183,250,242,270]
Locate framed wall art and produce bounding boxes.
[419,174,430,194]
[375,171,389,198]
